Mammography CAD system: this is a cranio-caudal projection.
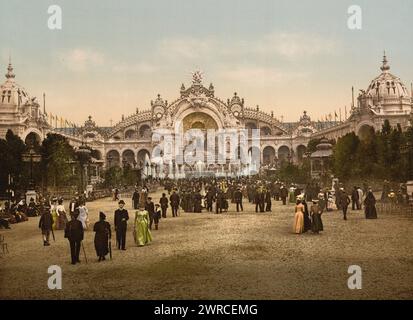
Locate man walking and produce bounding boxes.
[145,197,155,230]
[159,193,168,218]
[280,185,288,205]
[64,210,84,264]
[351,186,359,210]
[114,200,129,250]
[39,205,53,246]
[340,190,351,220]
[132,188,140,210]
[234,187,243,212]
[170,190,180,217]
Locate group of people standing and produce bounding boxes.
[293,197,323,234]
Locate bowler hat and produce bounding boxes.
[118,200,125,205]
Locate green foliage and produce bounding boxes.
[104,166,123,187]
[276,161,311,184]
[0,130,28,192]
[40,133,76,187]
[332,124,411,182]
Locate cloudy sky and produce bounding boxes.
[1,0,412,125]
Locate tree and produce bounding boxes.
[40,133,76,188]
[104,166,123,187]
[0,130,27,193]
[332,132,359,180]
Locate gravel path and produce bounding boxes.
[1,188,412,299]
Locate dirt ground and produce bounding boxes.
[1,187,412,300]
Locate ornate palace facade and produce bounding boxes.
[0,55,412,178]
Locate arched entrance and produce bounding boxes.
[182,112,218,132]
[24,131,41,147]
[358,124,375,141]
[296,145,307,162]
[263,146,276,165]
[278,146,290,163]
[137,149,151,167]
[122,149,136,167]
[106,150,120,168]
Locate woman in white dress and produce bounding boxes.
[77,201,89,230]
[56,198,68,230]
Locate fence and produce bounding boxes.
[376,200,413,215]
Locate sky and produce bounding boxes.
[1,0,412,126]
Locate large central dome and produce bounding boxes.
[366,54,410,102]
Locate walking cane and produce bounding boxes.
[81,241,88,264]
[51,228,56,242]
[109,238,112,260]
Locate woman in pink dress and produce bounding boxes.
[293,199,305,234]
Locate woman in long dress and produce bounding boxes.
[293,199,305,234]
[50,198,59,230]
[77,201,89,230]
[93,212,111,261]
[310,199,323,234]
[56,198,68,230]
[134,205,152,246]
[364,190,378,219]
[302,199,312,232]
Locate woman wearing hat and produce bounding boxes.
[93,212,112,261]
[133,204,152,246]
[310,199,323,234]
[293,198,305,234]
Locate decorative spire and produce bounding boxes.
[192,70,203,85]
[380,51,390,72]
[5,56,15,80]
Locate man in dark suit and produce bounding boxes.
[68,196,79,218]
[170,190,180,217]
[234,187,243,212]
[205,189,215,212]
[114,200,129,250]
[64,210,84,264]
[132,188,140,210]
[280,185,288,205]
[145,197,155,230]
[39,205,53,246]
[340,190,351,220]
[159,193,168,218]
[351,186,359,210]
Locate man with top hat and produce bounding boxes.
[145,197,155,230]
[132,188,140,210]
[170,189,180,217]
[64,209,84,264]
[114,199,129,250]
[234,187,243,212]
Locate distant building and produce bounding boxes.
[1,54,411,178]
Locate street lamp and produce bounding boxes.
[22,147,42,189]
[22,146,41,203]
[76,143,91,194]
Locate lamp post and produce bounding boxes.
[76,143,91,194]
[22,146,41,203]
[145,162,150,179]
[22,147,42,189]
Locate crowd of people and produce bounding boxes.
[3,176,410,264]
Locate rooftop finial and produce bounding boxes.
[5,55,15,80]
[380,51,390,72]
